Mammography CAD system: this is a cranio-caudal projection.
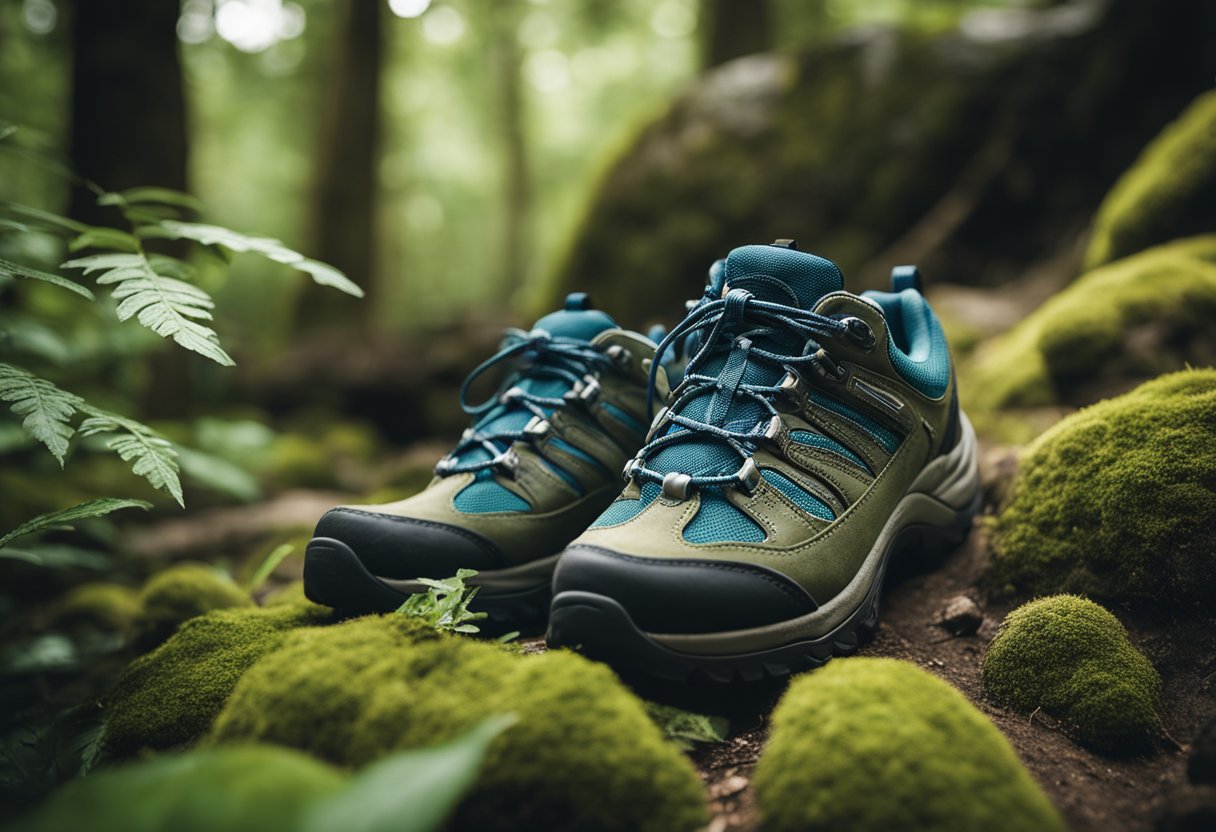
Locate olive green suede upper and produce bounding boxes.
[339,329,666,567]
[571,292,960,605]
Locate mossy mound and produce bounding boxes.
[753,658,1063,832]
[963,236,1216,411]
[10,745,345,832]
[988,369,1216,612]
[983,595,1161,753]
[1086,91,1216,269]
[103,602,331,756]
[209,615,709,832]
[133,563,253,647]
[48,582,141,632]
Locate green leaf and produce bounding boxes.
[106,187,203,212]
[62,253,234,366]
[150,220,365,297]
[246,543,294,593]
[0,543,113,571]
[0,363,83,465]
[176,446,262,502]
[78,409,184,506]
[301,714,517,832]
[395,568,487,634]
[643,702,729,751]
[0,125,17,143]
[0,201,87,234]
[0,256,94,299]
[0,498,151,549]
[67,227,140,253]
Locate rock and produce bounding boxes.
[988,369,1216,612]
[754,658,1065,832]
[983,595,1161,753]
[939,595,983,635]
[1189,715,1216,785]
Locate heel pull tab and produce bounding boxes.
[771,239,799,250]
[891,265,923,294]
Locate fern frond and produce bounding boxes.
[149,220,365,297]
[78,408,184,507]
[0,498,151,549]
[62,252,234,366]
[0,363,82,465]
[0,256,95,299]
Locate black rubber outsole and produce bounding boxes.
[303,537,551,631]
[546,494,981,684]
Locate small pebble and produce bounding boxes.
[939,595,983,635]
[709,775,749,799]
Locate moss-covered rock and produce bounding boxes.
[133,563,253,647]
[963,236,1216,411]
[103,603,331,756]
[541,5,1215,329]
[9,745,345,832]
[1086,91,1216,269]
[983,595,1161,753]
[209,615,709,832]
[753,657,1063,832]
[48,583,141,632]
[988,369,1216,612]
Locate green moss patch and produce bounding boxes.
[988,369,1216,611]
[1086,91,1216,269]
[983,595,1161,753]
[10,745,345,832]
[208,615,708,832]
[48,583,141,633]
[103,602,331,756]
[134,563,253,647]
[753,658,1063,832]
[964,236,1216,411]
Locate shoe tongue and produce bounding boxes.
[531,307,617,342]
[723,244,844,309]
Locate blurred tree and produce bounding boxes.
[299,0,383,328]
[68,0,192,418]
[700,0,774,68]
[491,0,530,301]
[68,0,189,225]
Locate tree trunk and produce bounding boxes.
[298,0,383,329]
[700,0,774,69]
[492,0,530,304]
[69,0,192,419]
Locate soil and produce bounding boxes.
[517,446,1216,832]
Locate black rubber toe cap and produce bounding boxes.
[313,508,507,580]
[551,545,817,634]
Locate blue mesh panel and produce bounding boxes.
[591,482,661,527]
[810,391,901,454]
[651,439,739,479]
[862,289,951,399]
[762,470,835,521]
[683,492,766,543]
[789,429,871,474]
[453,470,530,514]
[723,245,844,309]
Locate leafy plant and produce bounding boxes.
[0,124,359,545]
[643,701,729,751]
[246,543,295,593]
[394,569,488,634]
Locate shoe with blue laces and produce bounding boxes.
[546,241,981,681]
[303,294,666,627]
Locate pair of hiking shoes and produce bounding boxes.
[303,241,981,683]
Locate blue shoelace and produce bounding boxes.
[435,328,616,476]
[631,287,852,495]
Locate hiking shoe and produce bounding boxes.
[304,294,666,626]
[546,242,981,681]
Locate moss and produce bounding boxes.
[10,745,345,832]
[261,579,308,607]
[209,615,709,832]
[134,563,253,647]
[48,583,141,632]
[988,369,1216,611]
[753,658,1064,832]
[1086,91,1216,269]
[983,595,1161,753]
[963,236,1216,412]
[103,603,331,756]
